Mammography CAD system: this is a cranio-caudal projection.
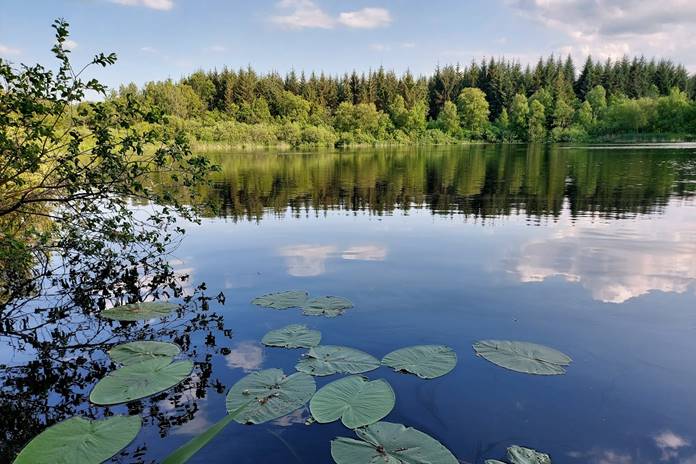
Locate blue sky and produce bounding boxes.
[2,0,695,89]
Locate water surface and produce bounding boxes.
[4,144,696,463]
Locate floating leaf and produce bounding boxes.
[109,341,181,366]
[100,301,178,321]
[296,345,379,376]
[310,375,395,429]
[473,340,571,375]
[331,421,459,464]
[90,358,193,405]
[507,445,552,464]
[252,290,308,309]
[382,345,457,379]
[225,368,315,424]
[302,296,353,317]
[262,324,321,349]
[485,461,507,464]
[13,415,141,464]
[162,404,247,464]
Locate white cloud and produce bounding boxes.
[64,39,78,51]
[0,44,21,56]
[369,43,391,52]
[278,244,336,277]
[514,209,696,304]
[271,1,392,30]
[111,0,173,11]
[225,341,264,372]
[401,42,416,49]
[506,0,696,67]
[338,7,391,29]
[140,46,158,53]
[654,430,691,461]
[207,45,226,52]
[342,245,387,261]
[271,0,335,29]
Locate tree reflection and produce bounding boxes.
[198,145,695,221]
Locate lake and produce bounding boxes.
[4,143,696,463]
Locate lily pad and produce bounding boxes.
[13,415,141,464]
[252,290,308,309]
[225,368,316,424]
[109,341,181,366]
[296,345,380,376]
[382,345,457,379]
[507,445,552,464]
[331,421,459,464]
[473,340,572,375]
[90,358,193,405]
[261,324,321,349]
[302,296,353,317]
[310,375,395,429]
[100,301,178,321]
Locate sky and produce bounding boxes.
[2,0,696,89]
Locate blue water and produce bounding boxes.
[5,144,696,463]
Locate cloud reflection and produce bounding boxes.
[225,341,264,372]
[279,243,387,276]
[342,245,387,261]
[278,244,337,277]
[514,211,696,303]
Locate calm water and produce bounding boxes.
[4,144,696,463]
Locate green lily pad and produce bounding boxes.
[473,340,572,375]
[302,296,353,317]
[310,375,395,429]
[225,368,316,424]
[90,358,193,405]
[261,324,321,349]
[109,341,181,366]
[331,421,459,464]
[507,445,552,464]
[382,345,457,379]
[13,415,141,464]
[296,345,380,376]
[100,301,178,321]
[252,290,308,309]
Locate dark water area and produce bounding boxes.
[3,143,696,463]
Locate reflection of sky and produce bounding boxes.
[278,243,387,277]
[225,341,264,372]
[514,205,696,303]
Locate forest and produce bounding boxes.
[110,55,696,147]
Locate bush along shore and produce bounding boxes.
[108,56,696,148]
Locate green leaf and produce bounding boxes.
[296,345,380,376]
[161,404,247,464]
[90,358,193,405]
[252,290,308,309]
[262,324,321,349]
[13,415,141,464]
[382,345,457,379]
[331,421,459,464]
[310,375,395,429]
[100,302,178,321]
[301,296,353,317]
[109,341,181,366]
[225,368,315,424]
[507,445,552,464]
[473,340,572,375]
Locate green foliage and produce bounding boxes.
[103,51,696,146]
[456,87,490,136]
[435,101,460,135]
[527,100,547,141]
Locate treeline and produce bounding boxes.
[110,55,696,146]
